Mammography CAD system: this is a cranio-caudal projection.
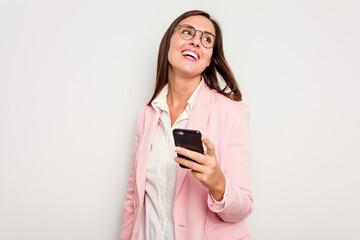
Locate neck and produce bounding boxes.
[167,69,201,109]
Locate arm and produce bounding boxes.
[174,103,253,223]
[119,106,145,240]
[208,103,253,222]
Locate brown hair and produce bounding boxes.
[148,10,242,105]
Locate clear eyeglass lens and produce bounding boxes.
[202,34,214,48]
[179,25,214,48]
[180,26,195,39]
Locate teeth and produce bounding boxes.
[182,51,198,60]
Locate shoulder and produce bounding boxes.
[137,104,148,121]
[210,90,250,116]
[134,103,150,132]
[209,91,250,136]
[135,103,159,127]
[137,102,157,117]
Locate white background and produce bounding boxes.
[1,0,360,239]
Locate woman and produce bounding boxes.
[119,10,253,240]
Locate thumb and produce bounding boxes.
[201,136,216,157]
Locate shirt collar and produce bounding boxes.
[151,79,203,113]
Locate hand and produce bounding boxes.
[174,136,226,201]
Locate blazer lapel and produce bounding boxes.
[174,83,213,200]
[136,106,161,199]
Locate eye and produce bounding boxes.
[180,26,195,35]
[182,29,191,35]
[203,35,212,44]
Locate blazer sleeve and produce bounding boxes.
[207,103,253,222]
[119,106,146,240]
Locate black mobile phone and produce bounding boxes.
[172,128,204,169]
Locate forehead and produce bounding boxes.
[178,15,215,35]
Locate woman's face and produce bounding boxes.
[168,15,215,78]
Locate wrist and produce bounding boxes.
[210,175,226,201]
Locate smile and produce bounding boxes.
[181,49,200,61]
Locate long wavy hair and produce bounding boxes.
[148,10,242,105]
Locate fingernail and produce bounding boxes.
[175,147,181,152]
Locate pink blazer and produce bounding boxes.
[119,83,253,240]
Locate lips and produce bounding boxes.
[181,49,200,61]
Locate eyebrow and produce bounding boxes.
[182,24,215,36]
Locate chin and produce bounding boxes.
[169,60,205,78]
[180,69,203,78]
[177,65,205,77]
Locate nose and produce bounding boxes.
[190,31,202,48]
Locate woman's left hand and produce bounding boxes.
[174,136,226,201]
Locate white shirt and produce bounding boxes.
[139,80,227,240]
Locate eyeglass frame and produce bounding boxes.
[173,24,216,49]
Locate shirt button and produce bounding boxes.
[133,200,137,209]
[160,195,164,200]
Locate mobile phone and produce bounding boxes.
[172,128,204,169]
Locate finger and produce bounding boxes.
[174,156,206,172]
[174,147,206,165]
[201,136,216,157]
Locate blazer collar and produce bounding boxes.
[191,81,213,110]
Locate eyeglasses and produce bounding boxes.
[174,24,215,49]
